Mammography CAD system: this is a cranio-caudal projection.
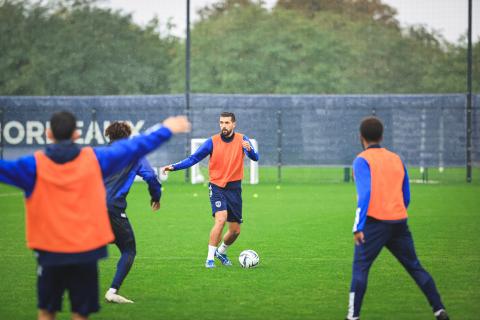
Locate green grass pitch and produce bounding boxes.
[0,168,479,319]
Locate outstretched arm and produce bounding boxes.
[95,116,190,178]
[242,135,259,161]
[352,157,371,238]
[137,158,162,211]
[163,138,213,172]
[0,155,37,197]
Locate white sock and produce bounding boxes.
[107,288,117,294]
[217,242,229,254]
[207,245,217,261]
[434,309,446,316]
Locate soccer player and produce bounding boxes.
[162,112,259,268]
[346,117,449,320]
[103,121,162,304]
[0,111,190,320]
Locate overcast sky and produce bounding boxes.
[99,0,479,43]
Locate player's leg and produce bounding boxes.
[347,218,389,320]
[209,210,228,246]
[386,222,448,319]
[215,222,240,266]
[66,262,100,319]
[216,186,242,265]
[223,222,241,246]
[105,213,135,303]
[37,264,65,320]
[111,216,136,292]
[206,183,228,267]
[206,210,227,267]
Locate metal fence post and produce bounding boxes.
[422,167,429,184]
[91,107,97,147]
[466,0,473,183]
[277,110,282,184]
[185,0,191,183]
[0,107,3,160]
[344,167,350,183]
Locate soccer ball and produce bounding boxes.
[158,168,169,182]
[239,249,260,268]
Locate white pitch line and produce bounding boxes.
[0,192,23,198]
[410,179,440,184]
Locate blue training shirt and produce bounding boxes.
[172,133,259,171]
[352,145,411,233]
[104,152,161,216]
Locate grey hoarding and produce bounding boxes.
[0,94,478,168]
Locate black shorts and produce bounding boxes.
[209,183,243,223]
[37,261,99,316]
[109,212,136,252]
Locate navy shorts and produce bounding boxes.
[209,183,243,223]
[37,261,99,316]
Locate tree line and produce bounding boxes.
[0,0,478,95]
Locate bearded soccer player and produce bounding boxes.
[103,121,162,304]
[0,111,190,320]
[346,116,449,320]
[162,112,259,268]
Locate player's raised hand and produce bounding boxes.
[163,116,191,134]
[161,165,174,174]
[151,201,160,211]
[242,140,252,151]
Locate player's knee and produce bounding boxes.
[233,229,241,237]
[411,268,432,286]
[122,249,136,262]
[128,253,136,266]
[124,241,136,254]
[215,217,227,225]
[352,273,368,287]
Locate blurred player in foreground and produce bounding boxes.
[0,111,190,320]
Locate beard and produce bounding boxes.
[221,128,233,137]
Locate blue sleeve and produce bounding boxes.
[402,164,410,209]
[243,135,259,161]
[0,155,37,198]
[94,125,172,178]
[137,158,162,202]
[352,157,371,233]
[171,138,213,171]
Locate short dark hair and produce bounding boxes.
[360,116,383,142]
[220,112,236,122]
[105,121,132,142]
[50,111,77,140]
